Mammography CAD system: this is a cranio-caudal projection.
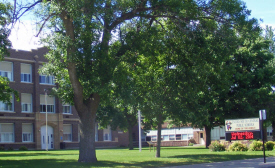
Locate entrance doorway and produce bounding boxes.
[41,125,54,149]
[199,133,205,145]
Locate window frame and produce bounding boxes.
[62,104,71,114]
[63,124,72,142]
[0,61,13,81]
[22,123,33,142]
[103,126,112,141]
[21,93,32,113]
[21,63,32,83]
[0,94,14,112]
[39,75,55,85]
[0,123,14,143]
[40,95,55,113]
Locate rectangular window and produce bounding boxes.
[63,124,72,142]
[22,123,33,142]
[0,61,13,81]
[40,95,55,113]
[21,93,32,113]
[163,135,169,141]
[169,135,175,141]
[0,94,14,112]
[0,123,14,142]
[39,75,55,85]
[103,125,112,141]
[151,136,157,141]
[182,134,188,140]
[176,134,181,140]
[21,63,31,83]
[188,134,193,139]
[39,65,54,85]
[62,104,71,114]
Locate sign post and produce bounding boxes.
[259,110,266,163]
[138,110,142,152]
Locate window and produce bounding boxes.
[163,135,169,141]
[22,124,33,142]
[182,134,188,140]
[63,104,71,114]
[0,94,14,112]
[103,125,112,141]
[21,63,31,83]
[40,95,55,113]
[39,65,54,85]
[21,93,32,113]
[176,134,181,140]
[0,61,13,81]
[188,134,193,139]
[151,136,157,141]
[39,75,54,85]
[169,135,175,141]
[63,124,72,142]
[0,123,14,142]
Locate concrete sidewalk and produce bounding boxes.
[163,157,275,168]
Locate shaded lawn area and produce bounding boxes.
[0,146,274,168]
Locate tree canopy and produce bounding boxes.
[12,0,268,163]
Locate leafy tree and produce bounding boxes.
[0,1,12,58]
[183,24,275,148]
[36,0,197,162]
[0,2,17,103]
[264,26,275,141]
[14,0,257,162]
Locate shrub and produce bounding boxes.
[188,142,194,146]
[0,146,4,151]
[209,141,226,152]
[7,147,14,151]
[19,146,28,151]
[249,140,263,151]
[228,141,248,151]
[265,141,275,151]
[189,139,196,144]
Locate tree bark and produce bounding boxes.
[156,113,162,158]
[78,94,100,162]
[78,109,97,162]
[204,125,211,148]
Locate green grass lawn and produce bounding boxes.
[0,146,274,168]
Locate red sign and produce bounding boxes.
[225,131,261,141]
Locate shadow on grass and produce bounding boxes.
[0,159,186,168]
[0,153,266,168]
[132,146,206,151]
[165,153,263,162]
[0,152,78,157]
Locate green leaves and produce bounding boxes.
[0,2,12,59]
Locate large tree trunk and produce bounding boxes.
[204,125,211,148]
[78,107,97,162]
[60,7,101,162]
[156,114,162,158]
[127,123,133,150]
[78,94,100,162]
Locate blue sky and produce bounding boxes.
[9,0,275,50]
[243,0,275,27]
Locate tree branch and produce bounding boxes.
[35,13,55,37]
[15,0,42,20]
